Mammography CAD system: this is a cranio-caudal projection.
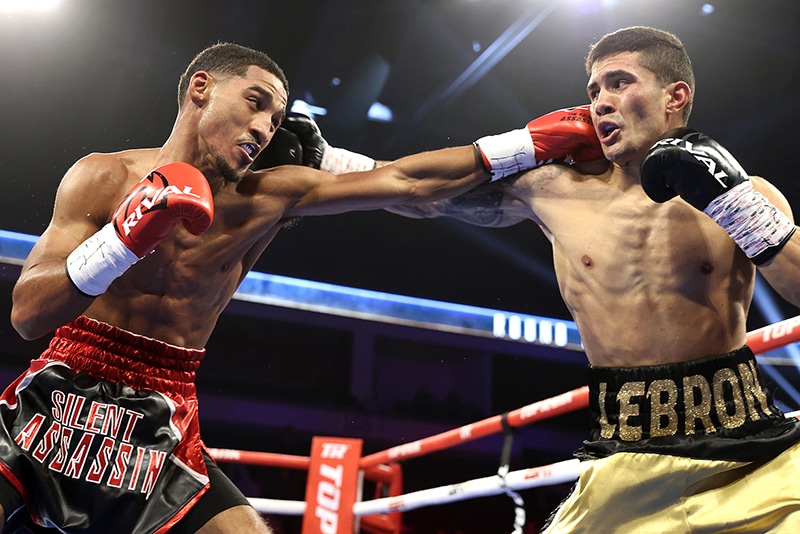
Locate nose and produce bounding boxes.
[251,117,274,149]
[593,92,614,117]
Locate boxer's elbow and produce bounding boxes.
[11,305,46,341]
[10,290,56,341]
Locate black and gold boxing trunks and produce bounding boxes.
[0,316,210,533]
[543,347,800,533]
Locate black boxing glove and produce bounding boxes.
[641,128,795,265]
[251,124,304,170]
[277,113,326,168]
[280,112,376,173]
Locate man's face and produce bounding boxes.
[586,51,673,168]
[199,65,287,182]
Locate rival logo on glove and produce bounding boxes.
[115,171,204,237]
[653,133,729,187]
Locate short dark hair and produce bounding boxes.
[177,42,289,108]
[585,26,695,122]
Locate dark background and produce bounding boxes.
[1,1,800,532]
[1,0,800,320]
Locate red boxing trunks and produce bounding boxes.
[0,316,210,533]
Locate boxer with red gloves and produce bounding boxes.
[66,162,214,296]
[1,42,605,534]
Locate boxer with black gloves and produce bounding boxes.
[375,26,800,533]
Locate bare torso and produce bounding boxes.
[536,165,753,365]
[492,162,759,366]
[12,143,487,350]
[87,150,294,347]
[35,149,294,349]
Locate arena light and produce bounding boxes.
[367,102,393,123]
[290,99,328,120]
[572,0,618,14]
[0,0,60,12]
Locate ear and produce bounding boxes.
[665,81,691,119]
[186,71,212,107]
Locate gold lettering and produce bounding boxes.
[618,381,645,441]
[682,375,715,435]
[597,382,616,439]
[741,360,773,417]
[647,379,678,437]
[713,368,746,429]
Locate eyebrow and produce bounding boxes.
[247,85,272,98]
[246,85,288,112]
[586,69,631,92]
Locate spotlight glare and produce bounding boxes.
[701,3,714,15]
[290,99,328,120]
[367,102,393,123]
[0,0,60,12]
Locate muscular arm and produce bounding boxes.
[384,159,587,230]
[11,155,117,340]
[283,146,492,217]
[280,103,603,217]
[751,176,800,307]
[383,156,607,227]
[384,178,532,228]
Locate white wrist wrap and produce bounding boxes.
[475,128,538,182]
[704,181,796,263]
[320,146,376,174]
[66,223,140,297]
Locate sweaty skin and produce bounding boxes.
[387,51,798,367]
[10,67,487,350]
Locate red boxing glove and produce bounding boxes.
[475,105,603,181]
[114,162,214,257]
[66,162,214,296]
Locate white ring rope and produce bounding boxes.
[244,459,582,517]
[352,459,580,517]
[215,315,800,521]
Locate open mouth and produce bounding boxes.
[598,123,618,142]
[240,143,259,158]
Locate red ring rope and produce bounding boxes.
[209,315,800,529]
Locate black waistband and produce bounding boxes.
[580,347,800,460]
[589,347,781,441]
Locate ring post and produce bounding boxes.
[302,436,363,534]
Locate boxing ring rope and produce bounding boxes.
[358,386,588,469]
[744,315,800,359]
[208,315,800,533]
